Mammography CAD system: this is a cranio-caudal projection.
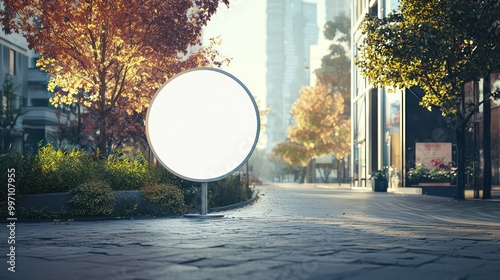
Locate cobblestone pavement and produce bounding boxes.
[2,183,500,280]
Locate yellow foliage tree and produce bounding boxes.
[272,141,310,168]
[287,83,351,183]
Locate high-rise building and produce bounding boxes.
[266,0,319,152]
[325,0,350,19]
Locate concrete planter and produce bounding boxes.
[19,193,71,213]
[19,191,143,214]
[418,182,451,186]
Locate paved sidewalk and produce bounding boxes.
[2,183,500,280]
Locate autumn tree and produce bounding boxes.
[271,141,310,182]
[285,83,348,183]
[0,74,25,153]
[52,100,149,155]
[330,119,351,185]
[355,0,500,199]
[272,141,310,169]
[1,0,230,156]
[50,97,94,151]
[314,14,352,183]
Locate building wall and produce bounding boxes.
[351,0,417,187]
[351,0,374,186]
[1,30,69,154]
[0,32,30,153]
[351,0,500,187]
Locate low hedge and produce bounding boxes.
[68,180,115,216]
[209,174,253,208]
[105,149,149,190]
[140,183,185,215]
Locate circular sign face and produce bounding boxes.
[146,67,260,182]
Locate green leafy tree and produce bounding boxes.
[355,0,500,199]
[0,74,25,153]
[315,13,351,117]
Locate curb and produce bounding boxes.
[208,191,260,213]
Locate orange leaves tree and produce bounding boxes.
[1,0,229,155]
[273,83,350,183]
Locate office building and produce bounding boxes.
[351,0,500,188]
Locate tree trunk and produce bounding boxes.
[483,74,492,199]
[456,126,467,200]
[76,103,83,147]
[337,159,343,186]
[311,158,316,183]
[98,112,107,158]
[300,166,306,183]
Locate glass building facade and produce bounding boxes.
[351,0,453,188]
[351,0,500,189]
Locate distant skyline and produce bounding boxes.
[202,0,267,107]
[202,1,346,150]
[202,0,336,104]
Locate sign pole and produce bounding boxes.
[146,67,260,219]
[201,182,208,215]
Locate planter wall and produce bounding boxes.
[19,191,142,214]
[19,193,71,213]
[418,182,451,186]
[420,185,456,198]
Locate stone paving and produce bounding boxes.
[2,183,500,280]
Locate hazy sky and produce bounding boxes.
[202,0,267,107]
[202,0,333,150]
[202,0,331,108]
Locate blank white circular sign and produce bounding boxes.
[146,67,260,182]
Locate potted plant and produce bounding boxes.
[370,168,388,192]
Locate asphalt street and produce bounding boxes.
[2,183,500,280]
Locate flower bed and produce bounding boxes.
[407,163,457,185]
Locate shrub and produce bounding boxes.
[209,174,253,208]
[18,207,65,220]
[105,149,149,190]
[68,180,115,216]
[140,183,185,215]
[146,165,200,208]
[22,143,98,194]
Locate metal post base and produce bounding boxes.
[183,182,224,218]
[183,213,224,219]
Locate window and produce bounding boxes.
[31,99,49,107]
[9,49,16,75]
